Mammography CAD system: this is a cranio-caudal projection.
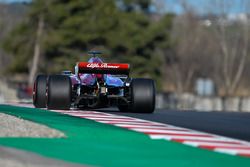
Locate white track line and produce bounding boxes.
[130,128,208,134]
[183,141,249,147]
[149,135,244,142]
[215,148,250,155]
[98,121,159,125]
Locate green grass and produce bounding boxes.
[0,104,250,167]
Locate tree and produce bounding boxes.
[3,0,173,89]
[0,2,27,75]
[166,0,250,97]
[165,5,214,93]
[206,0,250,96]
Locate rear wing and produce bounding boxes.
[76,62,130,75]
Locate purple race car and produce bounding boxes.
[33,51,155,113]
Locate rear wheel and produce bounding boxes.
[47,75,72,110]
[118,78,155,113]
[33,75,47,108]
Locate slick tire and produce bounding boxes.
[130,78,155,113]
[47,75,72,110]
[33,74,47,108]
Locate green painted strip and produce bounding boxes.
[0,104,250,167]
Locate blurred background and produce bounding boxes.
[0,0,250,112]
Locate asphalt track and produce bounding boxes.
[101,108,250,142]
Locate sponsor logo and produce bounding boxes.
[87,63,119,69]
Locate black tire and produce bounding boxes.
[47,75,72,110]
[129,78,155,113]
[33,74,47,108]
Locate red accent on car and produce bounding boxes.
[78,62,130,75]
[79,62,129,70]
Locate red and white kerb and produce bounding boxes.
[56,110,250,158]
[9,103,250,158]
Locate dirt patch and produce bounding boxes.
[0,113,65,138]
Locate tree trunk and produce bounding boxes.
[184,67,194,92]
[28,15,44,86]
[230,23,249,94]
[173,65,183,94]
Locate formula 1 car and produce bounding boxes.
[33,51,155,113]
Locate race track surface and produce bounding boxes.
[102,108,250,142]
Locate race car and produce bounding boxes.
[33,51,155,113]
